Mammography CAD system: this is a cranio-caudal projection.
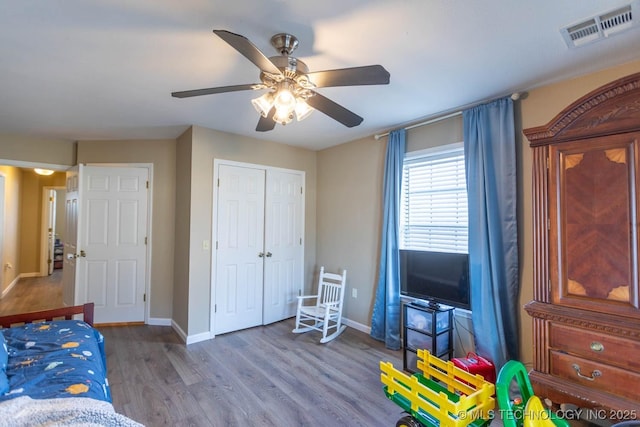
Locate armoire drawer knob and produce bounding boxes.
[590,341,604,352]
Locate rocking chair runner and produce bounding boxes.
[292,267,347,343]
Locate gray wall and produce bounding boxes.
[316,115,463,327]
[0,135,75,166]
[173,125,317,337]
[77,139,177,320]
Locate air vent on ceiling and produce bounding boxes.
[561,1,639,48]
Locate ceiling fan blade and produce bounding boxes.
[305,65,390,88]
[213,30,282,76]
[171,84,258,98]
[256,107,276,132]
[306,92,363,128]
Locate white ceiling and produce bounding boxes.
[1,1,640,151]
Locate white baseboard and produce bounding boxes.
[170,320,213,345]
[343,317,371,334]
[147,317,172,326]
[185,331,213,345]
[171,320,188,342]
[167,316,370,345]
[1,273,28,299]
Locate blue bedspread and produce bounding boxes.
[0,320,110,402]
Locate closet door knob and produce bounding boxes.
[258,252,264,258]
[265,252,272,257]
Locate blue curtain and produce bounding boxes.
[370,129,406,350]
[463,97,519,370]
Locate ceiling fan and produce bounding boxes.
[171,30,390,132]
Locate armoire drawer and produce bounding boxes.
[550,351,640,400]
[549,323,640,371]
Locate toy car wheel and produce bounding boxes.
[396,415,422,427]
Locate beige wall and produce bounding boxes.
[0,135,75,167]
[316,136,384,326]
[316,116,464,326]
[173,125,317,337]
[173,128,193,331]
[77,139,176,320]
[0,166,21,294]
[18,171,66,274]
[0,135,75,289]
[316,59,640,365]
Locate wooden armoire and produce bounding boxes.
[524,71,640,412]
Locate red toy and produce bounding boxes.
[452,352,496,383]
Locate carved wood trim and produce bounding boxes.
[531,316,549,373]
[524,72,640,146]
[525,301,640,340]
[532,146,549,303]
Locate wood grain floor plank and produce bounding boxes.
[3,274,406,426]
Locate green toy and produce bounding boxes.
[495,360,569,427]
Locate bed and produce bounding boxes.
[0,303,142,426]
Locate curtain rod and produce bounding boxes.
[373,92,522,140]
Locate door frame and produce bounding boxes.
[210,158,305,337]
[82,162,153,323]
[0,173,5,292]
[39,186,65,276]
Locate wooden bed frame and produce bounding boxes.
[0,303,94,328]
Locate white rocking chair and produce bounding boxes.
[292,267,347,343]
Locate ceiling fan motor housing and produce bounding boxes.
[270,33,299,55]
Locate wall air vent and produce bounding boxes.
[561,1,639,48]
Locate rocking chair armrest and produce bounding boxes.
[296,295,318,300]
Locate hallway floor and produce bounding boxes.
[0,269,63,316]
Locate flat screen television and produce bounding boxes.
[399,249,471,310]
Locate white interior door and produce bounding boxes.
[263,170,304,324]
[47,189,56,275]
[76,165,149,323]
[63,166,80,307]
[0,175,5,291]
[214,164,265,335]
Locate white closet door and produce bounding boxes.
[214,164,266,335]
[263,170,304,324]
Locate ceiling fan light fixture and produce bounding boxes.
[251,92,274,117]
[272,82,297,125]
[34,168,55,176]
[273,105,295,125]
[294,99,314,122]
[273,83,296,111]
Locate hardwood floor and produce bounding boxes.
[101,322,405,426]
[1,273,406,426]
[0,269,63,316]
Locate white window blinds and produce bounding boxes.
[400,144,468,253]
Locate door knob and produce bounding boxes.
[258,252,264,258]
[78,250,86,258]
[265,252,272,257]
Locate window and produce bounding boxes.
[399,142,468,253]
